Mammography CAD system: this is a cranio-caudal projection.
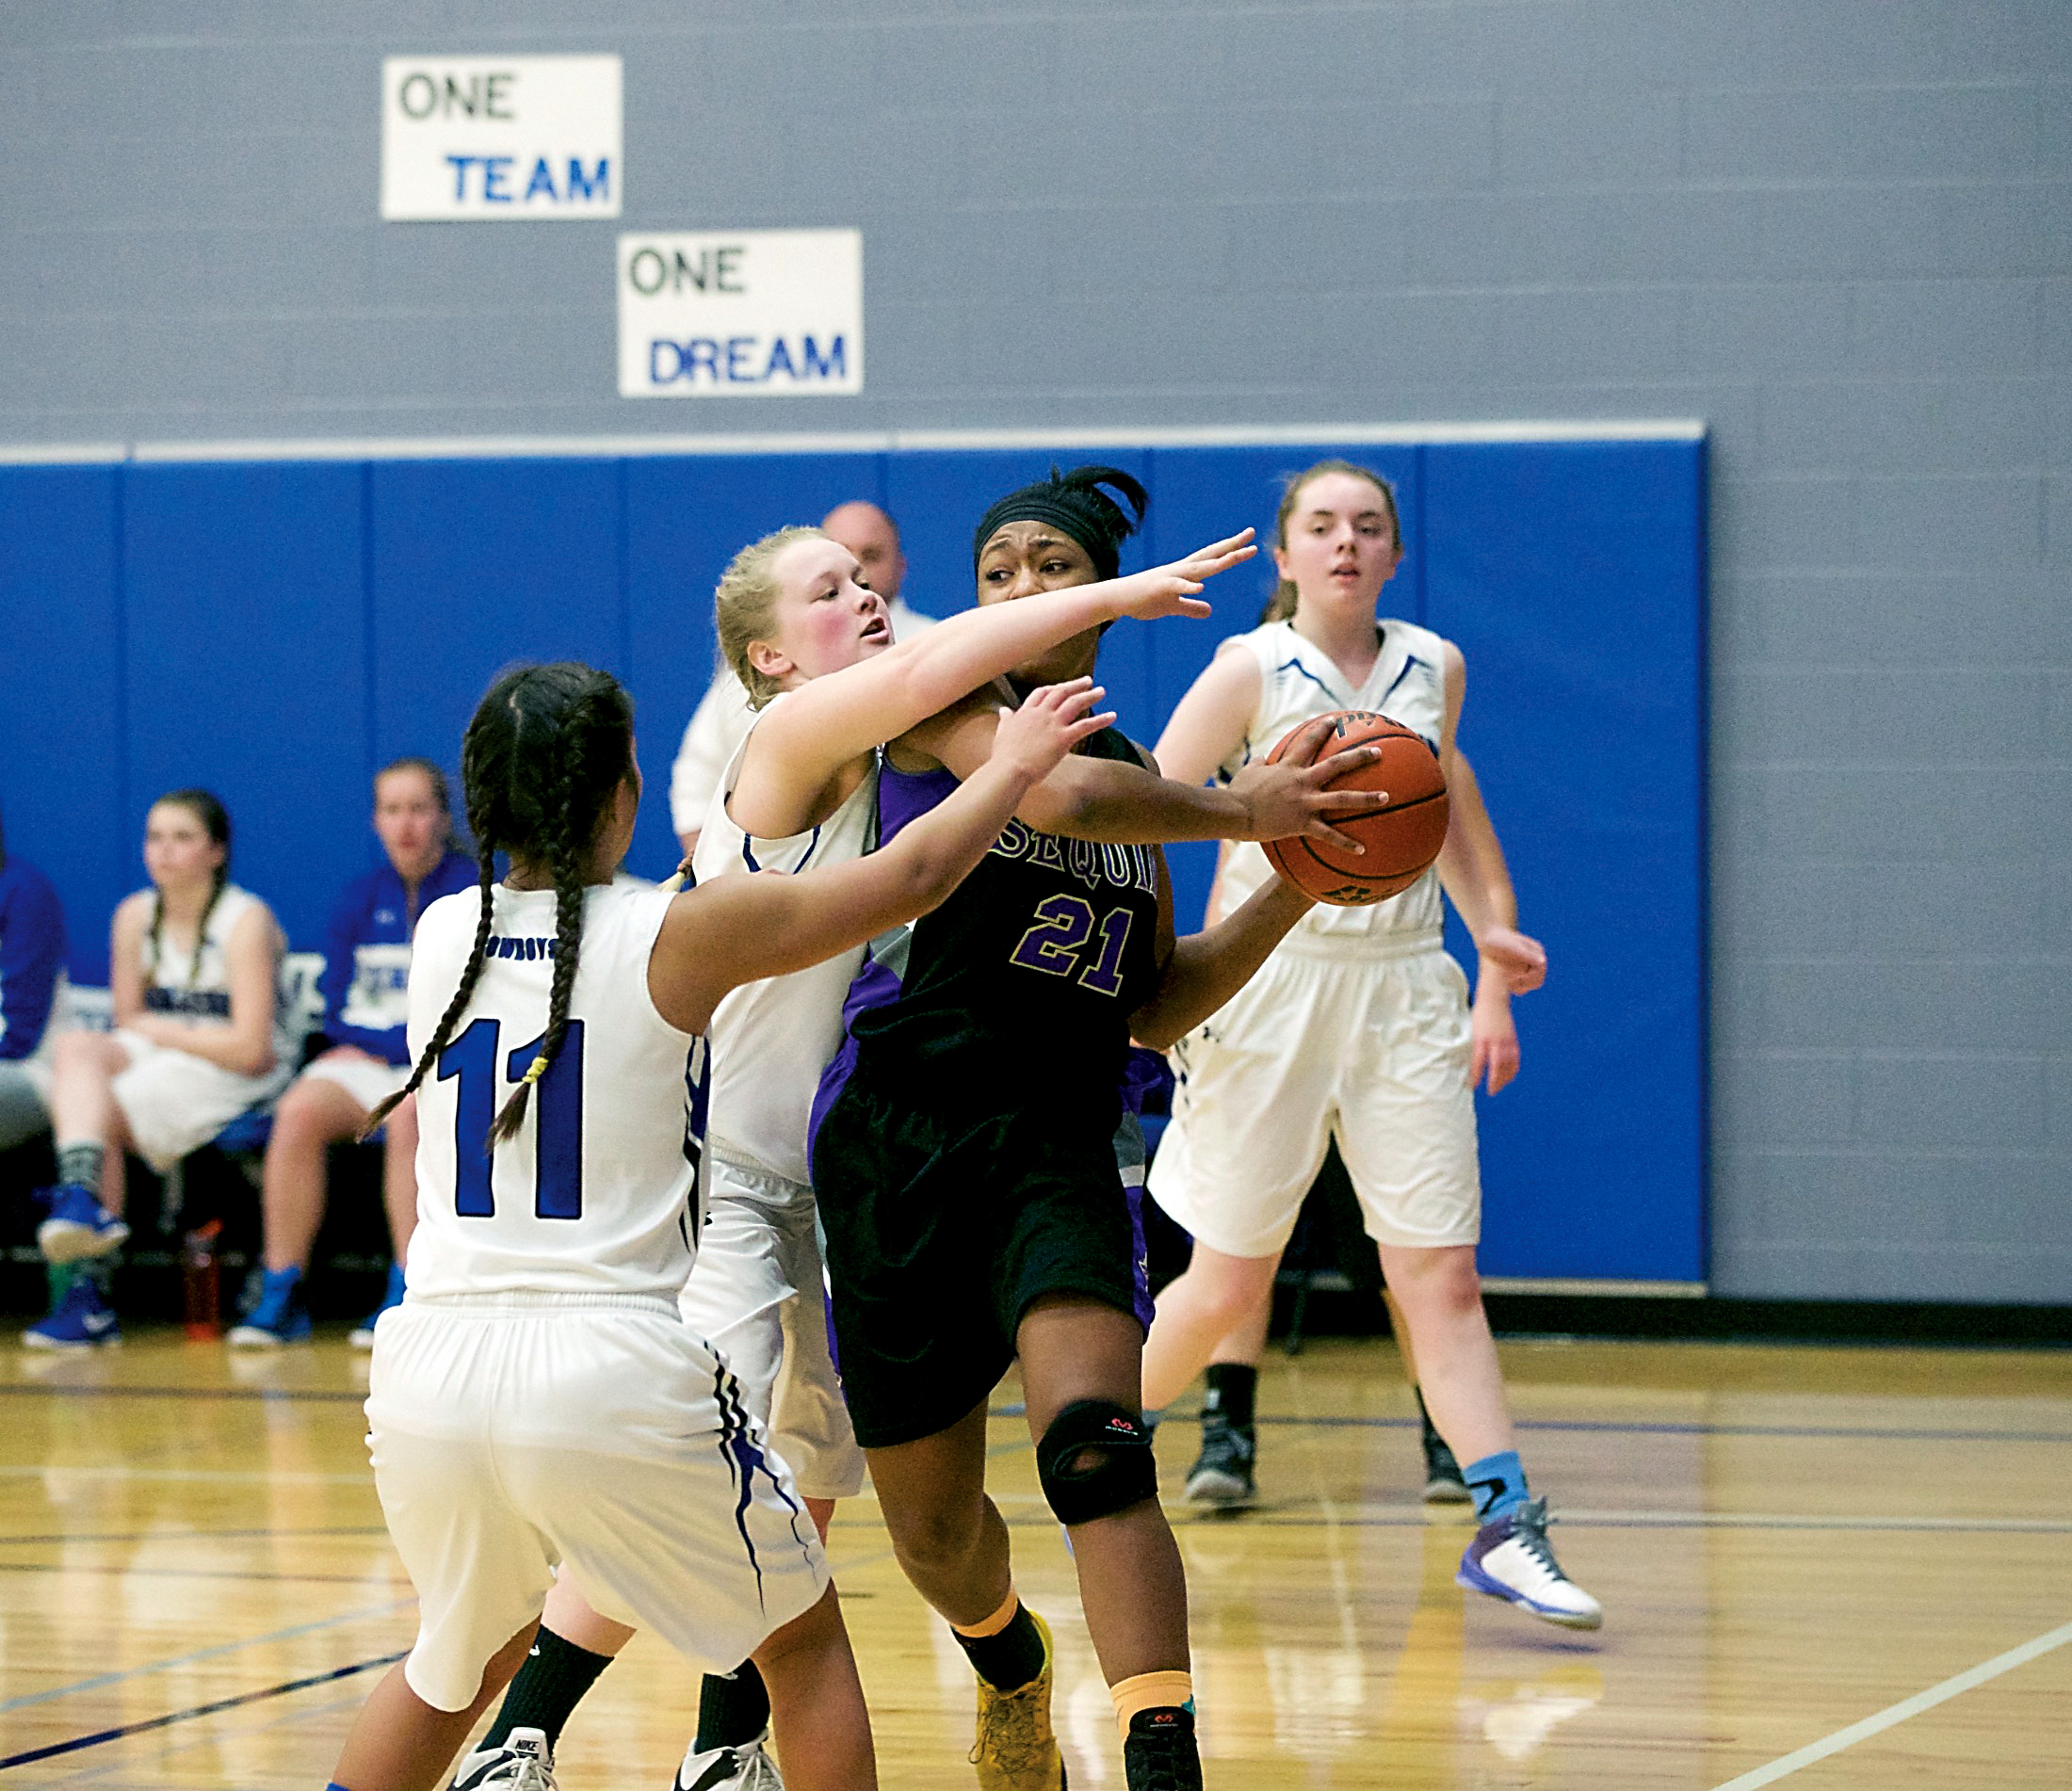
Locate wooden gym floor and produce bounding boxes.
[2,1331,2067,1788]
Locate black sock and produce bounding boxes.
[56,1142,104,1194]
[695,1660,771,1751]
[953,1603,1046,1691]
[1202,1363,1256,1432]
[480,1626,614,1754]
[1415,1385,1443,1451]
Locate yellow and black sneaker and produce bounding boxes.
[970,1608,1064,1790]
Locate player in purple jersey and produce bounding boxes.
[809,467,1365,1791]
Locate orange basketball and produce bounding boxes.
[1261,710,1449,906]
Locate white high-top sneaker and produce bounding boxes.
[1455,1496,1604,1630]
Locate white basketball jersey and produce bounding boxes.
[1213,619,1450,941]
[139,882,297,1062]
[404,881,705,1299]
[692,698,878,1186]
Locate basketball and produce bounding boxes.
[1261,709,1449,906]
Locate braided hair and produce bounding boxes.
[361,664,636,1151]
[971,464,1147,584]
[145,789,231,992]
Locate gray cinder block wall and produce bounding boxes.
[3,2,2066,1302]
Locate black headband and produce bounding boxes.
[972,464,1148,585]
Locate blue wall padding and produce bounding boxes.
[0,466,127,982]
[1422,441,1708,1281]
[0,438,1706,1283]
[123,462,372,960]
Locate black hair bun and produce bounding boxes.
[972,463,1150,584]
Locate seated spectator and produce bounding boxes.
[230,758,475,1347]
[0,808,68,1154]
[25,789,292,1349]
[670,499,940,858]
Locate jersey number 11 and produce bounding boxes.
[437,1018,586,1219]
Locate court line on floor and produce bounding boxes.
[0,1561,397,1585]
[11,1381,2066,1443]
[994,1403,2072,1446]
[1265,1414,2072,1445]
[0,1464,373,1484]
[1139,1501,2072,1536]
[0,1383,365,1404]
[1708,1616,2072,1789]
[0,1596,414,1715]
[0,1650,406,1770]
[0,1525,388,1546]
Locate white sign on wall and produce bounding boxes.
[380,55,622,220]
[619,230,863,398]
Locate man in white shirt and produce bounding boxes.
[670,501,939,859]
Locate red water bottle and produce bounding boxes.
[182,1219,223,1340]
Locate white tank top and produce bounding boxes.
[691,697,879,1186]
[138,882,296,1062]
[404,881,705,1299]
[1212,619,1449,943]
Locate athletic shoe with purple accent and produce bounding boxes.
[34,1183,129,1263]
[22,1276,121,1350]
[1455,1497,1603,1630]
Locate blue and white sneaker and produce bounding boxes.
[350,1260,407,1349]
[1456,1497,1603,1630]
[227,1267,312,1347]
[23,1276,121,1350]
[35,1183,130,1263]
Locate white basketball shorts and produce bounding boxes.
[1147,933,1481,1259]
[297,1049,411,1116]
[109,1028,293,1172]
[366,1293,827,1713]
[680,1144,865,1502]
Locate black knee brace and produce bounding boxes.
[1036,1398,1158,1526]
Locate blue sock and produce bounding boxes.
[1465,1449,1528,1524]
[383,1260,406,1303]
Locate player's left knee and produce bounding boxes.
[1036,1398,1157,1526]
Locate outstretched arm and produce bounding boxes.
[647,682,1114,1034]
[733,532,1254,832]
[905,703,1389,850]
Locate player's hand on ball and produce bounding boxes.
[1105,528,1256,623]
[1478,926,1547,994]
[993,678,1116,783]
[1228,713,1391,850]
